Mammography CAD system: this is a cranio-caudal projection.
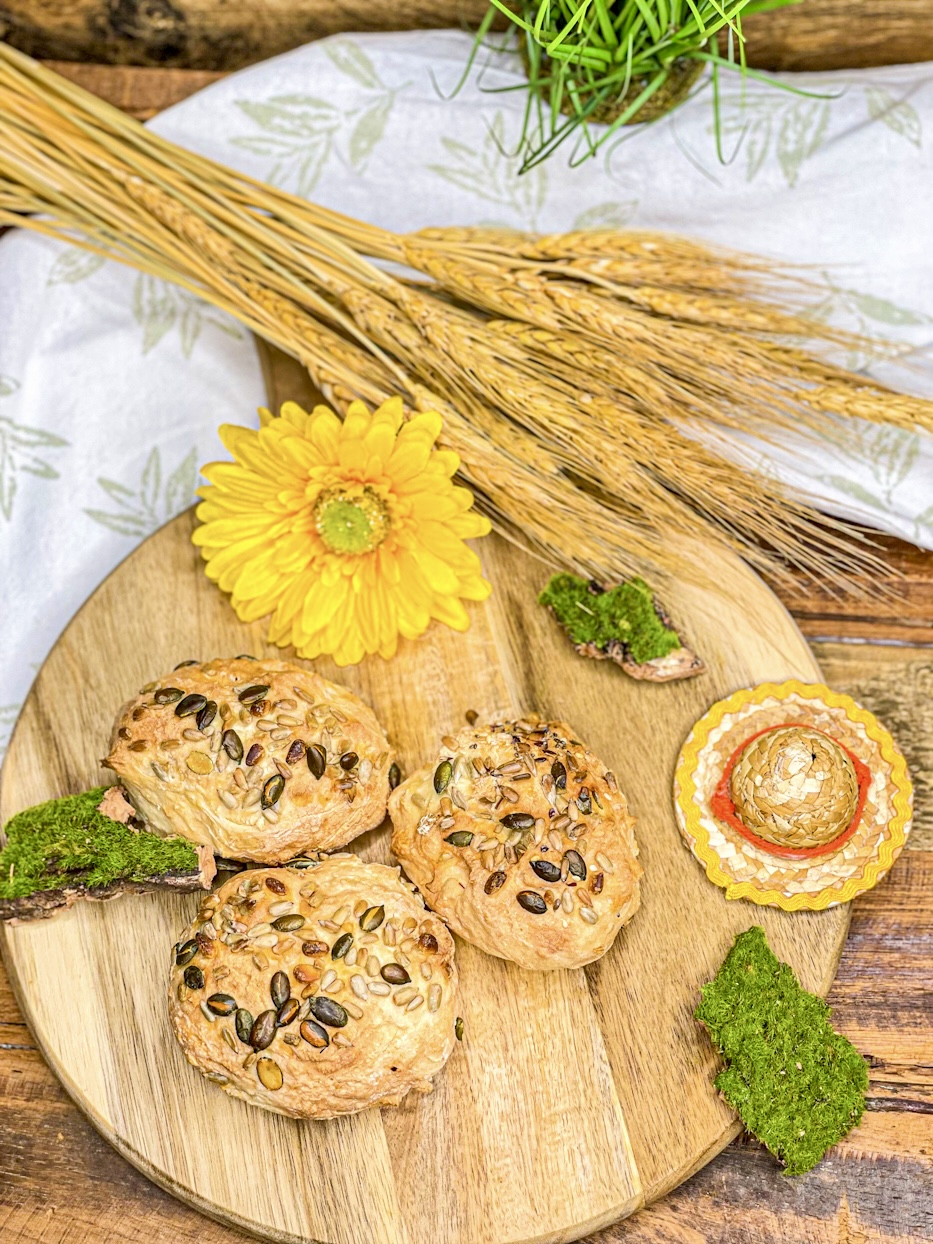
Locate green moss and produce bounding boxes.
[538,573,681,665]
[0,786,200,900]
[696,926,868,1176]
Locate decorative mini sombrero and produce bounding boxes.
[674,680,913,910]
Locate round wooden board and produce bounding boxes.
[0,503,849,1244]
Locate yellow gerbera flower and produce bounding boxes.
[193,396,492,666]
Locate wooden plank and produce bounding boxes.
[40,60,224,120]
[810,642,933,850]
[5,0,933,71]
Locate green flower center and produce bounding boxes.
[314,486,390,555]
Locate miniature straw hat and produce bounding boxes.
[674,680,913,910]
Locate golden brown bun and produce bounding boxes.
[389,717,641,971]
[106,658,393,863]
[168,859,458,1119]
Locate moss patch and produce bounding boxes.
[538,573,681,665]
[0,787,200,900]
[696,926,867,1175]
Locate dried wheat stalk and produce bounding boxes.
[0,41,928,596]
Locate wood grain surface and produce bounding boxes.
[5,0,933,70]
[0,422,851,1242]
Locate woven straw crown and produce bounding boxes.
[729,726,859,850]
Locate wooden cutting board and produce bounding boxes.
[0,360,849,1244]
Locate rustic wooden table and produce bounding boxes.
[1,9,933,1238]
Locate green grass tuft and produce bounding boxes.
[696,926,868,1176]
[478,0,803,169]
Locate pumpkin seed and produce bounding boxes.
[175,693,207,718]
[257,1057,283,1091]
[275,998,300,1027]
[238,684,270,704]
[445,831,474,847]
[250,1010,277,1050]
[418,932,439,952]
[484,871,506,895]
[271,914,305,932]
[381,963,410,985]
[174,659,198,669]
[235,1009,254,1044]
[221,729,243,761]
[206,993,237,1016]
[565,849,587,879]
[196,700,217,731]
[306,744,326,779]
[183,965,204,990]
[339,751,358,771]
[300,1019,329,1048]
[500,812,535,831]
[309,997,348,1028]
[516,890,547,915]
[550,760,567,789]
[153,687,183,705]
[262,774,285,808]
[359,904,385,932]
[433,760,452,793]
[531,859,561,883]
[270,971,290,1008]
[174,939,198,966]
[455,1016,464,1041]
[331,933,353,960]
[388,762,401,789]
[186,752,213,775]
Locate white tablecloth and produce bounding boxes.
[2,31,932,758]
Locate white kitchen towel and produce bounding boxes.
[2,30,932,756]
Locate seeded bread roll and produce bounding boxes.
[168,859,458,1119]
[106,658,394,863]
[389,717,642,971]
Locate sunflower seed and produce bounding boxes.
[594,851,614,874]
[368,981,391,996]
